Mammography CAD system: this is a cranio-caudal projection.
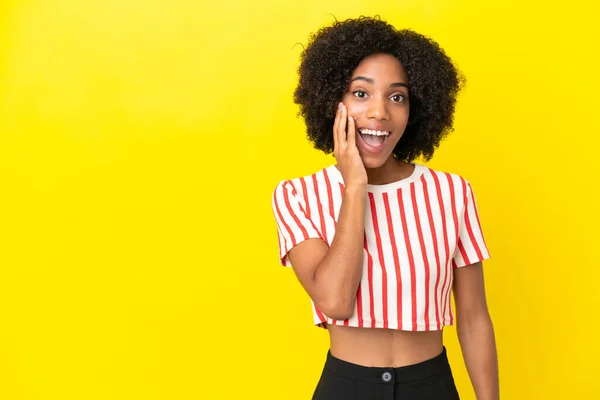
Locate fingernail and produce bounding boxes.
[338,102,343,109]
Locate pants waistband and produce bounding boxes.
[325,346,451,385]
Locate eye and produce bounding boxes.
[352,90,367,99]
[391,94,405,103]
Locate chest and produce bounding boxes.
[305,185,464,268]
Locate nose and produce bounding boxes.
[366,95,389,121]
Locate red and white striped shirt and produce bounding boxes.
[272,163,490,331]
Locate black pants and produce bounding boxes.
[312,347,460,400]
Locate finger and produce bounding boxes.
[333,104,340,150]
[347,115,357,149]
[338,104,347,148]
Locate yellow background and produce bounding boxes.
[1,0,598,399]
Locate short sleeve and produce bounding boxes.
[272,180,323,267]
[452,179,491,268]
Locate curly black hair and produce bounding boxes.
[293,16,465,162]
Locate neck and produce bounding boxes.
[366,156,414,185]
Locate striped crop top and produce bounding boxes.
[271,163,491,331]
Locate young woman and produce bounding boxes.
[272,16,499,400]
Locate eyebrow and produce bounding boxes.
[350,76,409,88]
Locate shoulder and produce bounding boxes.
[417,165,477,206]
[272,165,337,196]
[420,164,465,180]
[420,164,473,187]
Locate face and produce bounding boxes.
[342,53,410,169]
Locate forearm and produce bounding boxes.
[457,314,499,400]
[314,185,366,316]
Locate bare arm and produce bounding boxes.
[288,103,367,320]
[289,185,365,320]
[453,261,499,400]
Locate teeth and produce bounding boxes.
[359,128,390,136]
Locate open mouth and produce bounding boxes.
[358,128,391,148]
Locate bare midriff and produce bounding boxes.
[327,324,444,367]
